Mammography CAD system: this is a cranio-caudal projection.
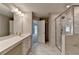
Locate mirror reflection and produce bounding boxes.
[0,4,13,37]
[0,3,24,40]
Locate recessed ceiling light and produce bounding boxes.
[66,5,70,8]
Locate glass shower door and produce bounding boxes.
[55,17,62,51]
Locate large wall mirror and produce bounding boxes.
[0,4,13,37]
[0,3,32,41]
[0,3,23,41]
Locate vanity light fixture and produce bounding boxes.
[21,13,24,16]
[17,11,22,16]
[11,7,24,16]
[14,8,19,12]
[11,8,19,13]
[18,11,21,15]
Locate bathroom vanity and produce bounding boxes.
[0,3,32,55]
[0,34,32,55]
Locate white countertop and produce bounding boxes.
[0,34,17,41]
[0,34,31,54]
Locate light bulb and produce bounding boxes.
[14,8,18,12]
[21,13,24,16]
[11,8,19,13]
[18,11,21,15]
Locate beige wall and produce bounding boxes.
[49,14,58,47]
[0,14,10,37]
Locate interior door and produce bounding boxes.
[38,20,45,44]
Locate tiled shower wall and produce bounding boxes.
[55,7,74,53]
[65,6,79,55]
[74,7,79,34]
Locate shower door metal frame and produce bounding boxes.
[55,17,62,52]
[55,5,75,52]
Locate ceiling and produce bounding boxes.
[0,3,74,18]
[14,3,70,17]
[0,4,12,17]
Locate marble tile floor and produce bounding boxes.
[29,43,61,55]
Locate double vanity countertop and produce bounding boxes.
[0,34,31,55]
